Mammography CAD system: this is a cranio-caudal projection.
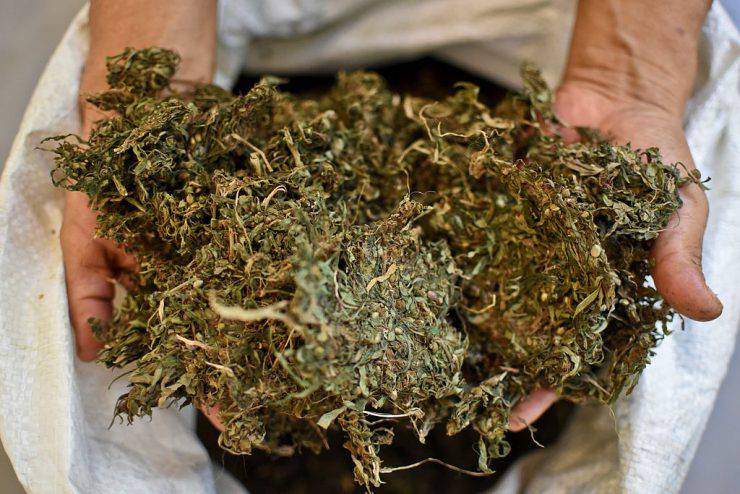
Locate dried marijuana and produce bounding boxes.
[47,47,694,489]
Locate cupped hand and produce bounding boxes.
[61,190,135,361]
[554,81,722,321]
[508,80,722,433]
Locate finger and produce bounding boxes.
[61,225,114,361]
[553,84,605,144]
[99,236,138,284]
[555,95,723,322]
[652,183,722,321]
[615,119,722,321]
[61,192,134,360]
[508,388,558,432]
[199,404,225,432]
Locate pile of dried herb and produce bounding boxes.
[48,47,693,489]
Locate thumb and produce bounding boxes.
[651,183,722,321]
[554,85,722,322]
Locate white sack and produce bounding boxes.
[0,1,737,492]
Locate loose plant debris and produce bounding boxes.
[47,47,696,490]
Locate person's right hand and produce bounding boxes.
[61,190,136,361]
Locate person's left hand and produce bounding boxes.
[507,77,723,432]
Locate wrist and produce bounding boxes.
[557,71,685,123]
[561,61,692,119]
[79,49,214,134]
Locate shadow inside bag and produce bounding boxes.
[196,57,575,494]
[197,400,574,494]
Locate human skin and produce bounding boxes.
[63,0,217,361]
[509,0,722,431]
[64,0,722,434]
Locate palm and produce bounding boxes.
[61,191,135,360]
[555,82,721,321]
[509,83,722,432]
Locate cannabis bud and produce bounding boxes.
[47,47,692,489]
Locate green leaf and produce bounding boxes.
[317,406,346,429]
[573,288,600,317]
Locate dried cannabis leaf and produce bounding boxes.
[47,48,690,489]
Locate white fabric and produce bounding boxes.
[216,0,574,88]
[0,1,736,493]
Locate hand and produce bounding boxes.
[61,0,216,362]
[509,388,559,432]
[554,81,722,322]
[508,0,718,431]
[61,190,135,361]
[508,78,723,433]
[200,404,225,431]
